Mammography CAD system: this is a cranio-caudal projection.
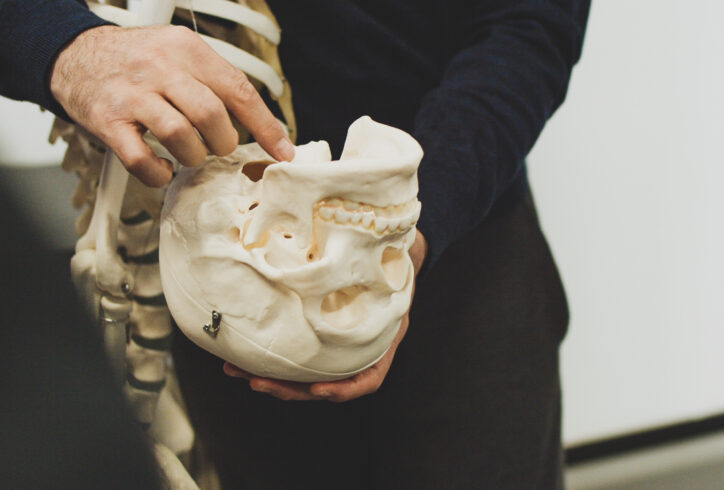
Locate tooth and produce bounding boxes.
[412,201,421,221]
[328,198,342,207]
[375,218,389,234]
[319,207,334,220]
[343,200,360,211]
[361,213,374,228]
[361,204,373,213]
[334,208,350,224]
[400,216,413,230]
[389,218,402,232]
[350,213,363,225]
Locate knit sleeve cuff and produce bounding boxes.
[14,1,112,120]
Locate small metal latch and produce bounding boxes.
[203,311,222,338]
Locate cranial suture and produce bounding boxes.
[160,116,423,381]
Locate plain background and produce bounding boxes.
[528,0,724,444]
[0,0,722,447]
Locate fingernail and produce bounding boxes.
[275,138,295,162]
[252,384,270,394]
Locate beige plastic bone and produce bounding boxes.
[160,117,423,382]
[65,2,294,485]
[87,0,284,97]
[72,0,176,379]
[68,2,200,488]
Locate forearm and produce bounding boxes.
[414,0,590,269]
[0,0,109,118]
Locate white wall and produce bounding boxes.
[0,99,67,167]
[528,0,724,445]
[0,98,78,249]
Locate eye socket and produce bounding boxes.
[241,160,274,182]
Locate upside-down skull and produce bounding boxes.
[159,116,422,381]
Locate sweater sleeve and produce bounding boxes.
[414,0,590,270]
[0,0,110,119]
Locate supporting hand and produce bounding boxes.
[50,25,294,187]
[224,229,428,402]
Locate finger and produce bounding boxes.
[192,52,294,162]
[309,316,406,402]
[105,122,173,187]
[134,95,208,167]
[249,377,326,401]
[224,364,323,400]
[223,362,251,380]
[311,360,391,403]
[164,76,239,156]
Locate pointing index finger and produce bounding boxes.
[193,49,294,162]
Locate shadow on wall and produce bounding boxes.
[0,165,80,250]
[0,96,78,249]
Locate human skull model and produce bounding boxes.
[159,116,422,381]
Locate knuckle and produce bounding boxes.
[196,99,225,126]
[150,27,198,64]
[86,102,110,128]
[168,25,194,43]
[122,153,147,173]
[258,118,282,138]
[143,47,169,71]
[88,93,127,128]
[234,76,258,104]
[158,118,190,141]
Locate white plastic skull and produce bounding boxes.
[159,116,422,381]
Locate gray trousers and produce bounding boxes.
[174,193,568,489]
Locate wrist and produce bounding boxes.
[50,25,117,111]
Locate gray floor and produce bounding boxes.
[566,430,724,489]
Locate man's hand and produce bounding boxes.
[50,25,294,187]
[224,229,428,402]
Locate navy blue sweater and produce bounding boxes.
[0,0,590,269]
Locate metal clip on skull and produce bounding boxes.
[204,311,222,338]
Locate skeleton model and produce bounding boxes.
[51,1,294,488]
[50,1,420,488]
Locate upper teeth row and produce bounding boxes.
[316,198,421,234]
[321,198,419,217]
